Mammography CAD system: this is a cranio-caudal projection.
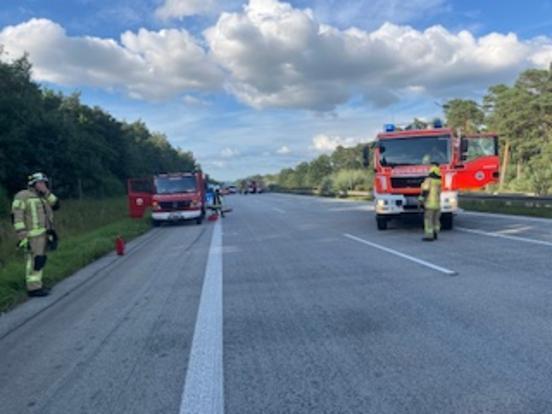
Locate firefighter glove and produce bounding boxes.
[17,238,29,250]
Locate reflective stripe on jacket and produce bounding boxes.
[421,177,441,210]
[12,189,58,238]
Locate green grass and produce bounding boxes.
[0,197,149,312]
[460,200,552,219]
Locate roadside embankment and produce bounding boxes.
[0,197,149,312]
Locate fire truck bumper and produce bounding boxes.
[152,210,203,221]
[374,192,458,215]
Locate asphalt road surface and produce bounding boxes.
[2,193,552,414]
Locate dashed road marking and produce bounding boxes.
[272,207,286,213]
[344,233,457,276]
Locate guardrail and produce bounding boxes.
[270,186,552,205]
[459,193,552,208]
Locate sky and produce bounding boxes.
[1,0,552,180]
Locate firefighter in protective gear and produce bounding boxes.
[12,173,60,297]
[214,188,225,218]
[420,164,442,241]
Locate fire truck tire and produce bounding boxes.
[376,215,388,231]
[152,219,161,227]
[196,217,203,225]
[441,213,453,230]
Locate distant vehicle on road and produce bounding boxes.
[365,121,500,230]
[127,172,207,226]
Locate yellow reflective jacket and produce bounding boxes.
[12,188,58,239]
[421,176,441,210]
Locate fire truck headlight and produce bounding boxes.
[443,196,458,208]
[376,199,388,208]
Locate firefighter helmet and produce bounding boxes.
[429,165,441,177]
[28,172,49,187]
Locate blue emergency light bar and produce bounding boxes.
[433,119,443,128]
[384,124,396,132]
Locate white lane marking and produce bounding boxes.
[457,226,552,248]
[344,233,457,276]
[179,220,224,414]
[272,207,286,213]
[461,210,552,224]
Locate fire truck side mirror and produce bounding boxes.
[362,145,370,168]
[460,138,469,161]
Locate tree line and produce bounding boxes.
[256,145,373,196]
[0,54,197,213]
[263,64,552,195]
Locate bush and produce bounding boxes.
[0,186,9,217]
[330,169,373,194]
[318,176,334,196]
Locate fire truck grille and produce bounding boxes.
[159,201,192,210]
[391,177,426,188]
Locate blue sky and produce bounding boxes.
[1,0,552,180]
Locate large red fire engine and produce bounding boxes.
[127,172,207,226]
[368,122,500,230]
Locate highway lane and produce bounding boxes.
[2,193,552,413]
[0,224,211,414]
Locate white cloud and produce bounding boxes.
[206,0,552,110]
[155,0,220,19]
[182,95,210,106]
[0,18,223,100]
[311,134,364,152]
[276,145,291,155]
[220,147,240,158]
[2,2,552,111]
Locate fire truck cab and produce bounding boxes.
[367,123,500,231]
[127,172,207,226]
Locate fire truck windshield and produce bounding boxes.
[155,176,197,194]
[379,136,450,167]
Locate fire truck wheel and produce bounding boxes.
[196,217,203,225]
[441,213,453,230]
[376,215,388,231]
[152,219,161,227]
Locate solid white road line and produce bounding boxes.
[179,220,224,414]
[457,226,552,248]
[344,233,457,276]
[272,207,286,213]
[461,210,552,224]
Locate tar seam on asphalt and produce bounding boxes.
[343,233,458,276]
[179,219,224,414]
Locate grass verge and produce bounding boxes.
[0,197,149,312]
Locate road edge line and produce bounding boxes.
[179,220,224,414]
[457,226,552,248]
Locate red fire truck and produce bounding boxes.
[127,172,207,226]
[368,122,500,230]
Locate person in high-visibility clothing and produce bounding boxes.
[420,164,442,241]
[214,188,225,218]
[12,173,60,297]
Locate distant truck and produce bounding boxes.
[127,172,207,226]
[366,122,500,230]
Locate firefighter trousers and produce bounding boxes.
[25,235,47,291]
[424,208,441,238]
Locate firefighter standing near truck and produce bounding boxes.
[214,188,225,218]
[420,164,442,241]
[11,173,60,297]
